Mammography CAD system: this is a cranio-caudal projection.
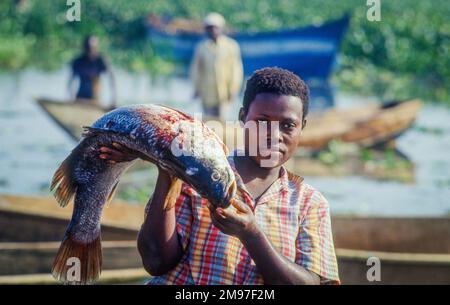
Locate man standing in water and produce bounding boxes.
[190,13,243,120]
[68,35,117,109]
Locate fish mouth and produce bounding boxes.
[221,180,237,209]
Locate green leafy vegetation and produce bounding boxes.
[1,0,449,103]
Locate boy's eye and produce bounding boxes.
[283,122,296,129]
[257,119,270,128]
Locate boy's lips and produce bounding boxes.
[265,144,285,153]
[260,147,285,157]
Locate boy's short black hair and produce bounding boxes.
[243,67,310,121]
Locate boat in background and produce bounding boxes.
[35,97,420,183]
[145,14,351,109]
[0,194,144,284]
[333,216,450,285]
[1,194,449,284]
[35,97,422,151]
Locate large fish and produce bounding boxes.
[50,104,236,284]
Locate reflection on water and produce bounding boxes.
[1,68,450,216]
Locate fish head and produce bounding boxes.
[176,154,237,209]
[167,120,237,208]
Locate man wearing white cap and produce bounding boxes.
[190,12,243,120]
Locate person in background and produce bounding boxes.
[68,35,117,109]
[190,12,243,120]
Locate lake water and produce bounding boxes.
[1,68,449,216]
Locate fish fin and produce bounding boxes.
[82,126,128,140]
[159,104,194,121]
[106,181,119,205]
[163,176,183,210]
[51,154,77,207]
[222,143,229,156]
[52,233,102,285]
[81,126,108,138]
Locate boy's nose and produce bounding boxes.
[266,132,283,148]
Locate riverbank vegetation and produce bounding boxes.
[1,0,449,103]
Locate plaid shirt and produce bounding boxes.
[147,156,340,285]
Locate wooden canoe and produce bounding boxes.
[145,14,351,109]
[1,194,449,284]
[35,98,421,151]
[0,194,144,284]
[35,97,417,182]
[284,150,415,183]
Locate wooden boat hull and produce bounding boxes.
[1,195,449,284]
[146,15,350,80]
[0,241,141,276]
[0,194,144,283]
[333,216,450,284]
[337,249,450,285]
[35,98,422,152]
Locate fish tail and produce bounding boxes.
[52,232,102,285]
[51,153,77,207]
[163,176,183,210]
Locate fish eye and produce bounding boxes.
[211,170,221,181]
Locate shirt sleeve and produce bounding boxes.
[295,191,340,284]
[173,184,194,251]
[144,183,194,252]
[97,56,108,73]
[71,58,78,75]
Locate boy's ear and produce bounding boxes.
[301,118,307,133]
[238,107,246,125]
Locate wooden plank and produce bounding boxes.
[0,268,148,285]
[337,248,450,264]
[0,194,145,231]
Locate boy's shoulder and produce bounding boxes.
[284,168,329,209]
[285,169,305,185]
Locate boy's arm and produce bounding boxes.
[210,200,320,285]
[98,143,184,275]
[239,225,320,284]
[137,169,184,276]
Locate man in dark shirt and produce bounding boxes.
[68,35,117,108]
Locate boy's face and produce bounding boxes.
[239,93,306,168]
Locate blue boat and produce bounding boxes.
[146,15,350,109]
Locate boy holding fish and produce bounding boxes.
[99,67,340,285]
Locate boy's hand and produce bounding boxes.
[209,199,260,241]
[99,143,171,181]
[99,143,138,164]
